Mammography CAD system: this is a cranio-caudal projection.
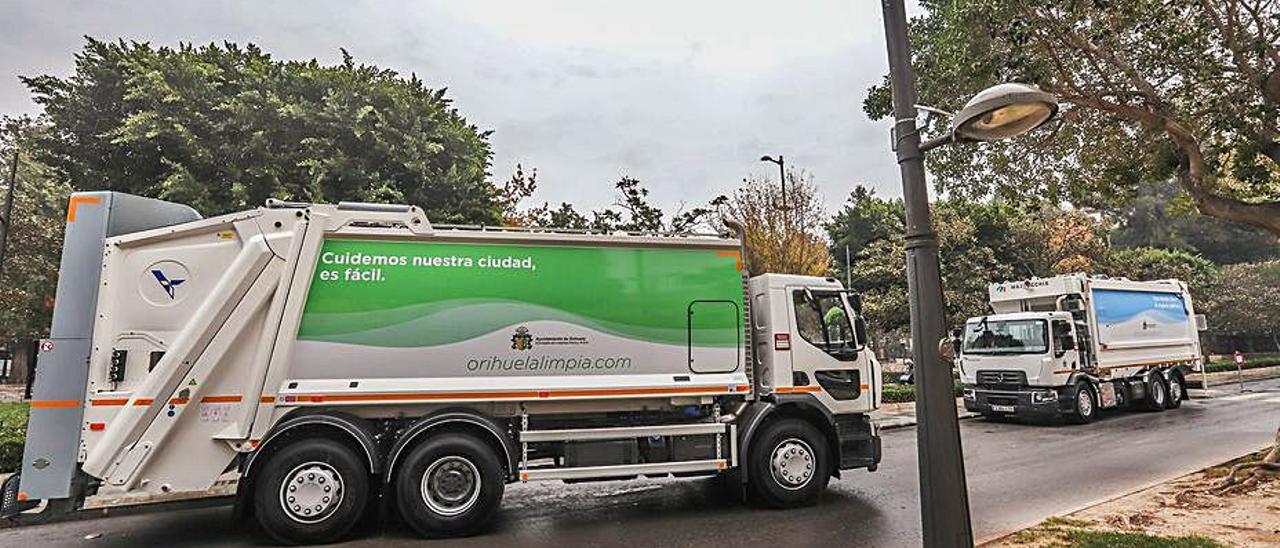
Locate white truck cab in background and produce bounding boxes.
[959,274,1207,424]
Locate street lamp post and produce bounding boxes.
[879,1,1059,546]
[760,154,791,271]
[759,154,786,210]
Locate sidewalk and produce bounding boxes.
[871,367,1280,431]
[1189,365,1280,388]
[871,397,980,430]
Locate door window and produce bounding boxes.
[792,290,858,362]
[1052,319,1073,355]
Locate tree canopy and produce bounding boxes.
[497,165,719,234]
[23,38,498,222]
[865,0,1279,236]
[1109,180,1280,264]
[0,118,72,341]
[716,171,831,276]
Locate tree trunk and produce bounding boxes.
[1181,181,1280,238]
[1162,118,1280,238]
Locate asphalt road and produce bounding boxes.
[5,378,1278,547]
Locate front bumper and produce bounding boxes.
[834,413,881,470]
[963,386,1075,419]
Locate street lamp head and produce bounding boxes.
[760,155,776,163]
[952,83,1058,142]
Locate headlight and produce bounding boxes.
[963,388,976,399]
[1031,390,1058,403]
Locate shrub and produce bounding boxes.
[0,402,29,473]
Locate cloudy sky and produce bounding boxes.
[0,1,914,213]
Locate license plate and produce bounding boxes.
[991,405,1016,413]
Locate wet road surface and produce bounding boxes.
[4,378,1278,547]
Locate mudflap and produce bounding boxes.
[1,473,40,519]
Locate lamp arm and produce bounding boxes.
[919,132,955,153]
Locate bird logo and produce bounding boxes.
[151,269,186,300]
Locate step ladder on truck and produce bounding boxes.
[2,192,883,543]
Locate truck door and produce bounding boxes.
[786,287,871,413]
[1051,318,1080,372]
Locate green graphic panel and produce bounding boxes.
[298,239,744,348]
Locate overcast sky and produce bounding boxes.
[0,1,914,214]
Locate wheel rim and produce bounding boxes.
[1169,378,1181,403]
[278,461,344,524]
[769,438,816,491]
[420,456,481,517]
[1152,380,1165,404]
[1077,388,1093,417]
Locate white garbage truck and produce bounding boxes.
[2,192,882,543]
[959,274,1206,424]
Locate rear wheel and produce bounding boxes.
[394,432,505,538]
[748,418,830,508]
[1165,372,1184,409]
[1067,382,1097,424]
[1143,374,1168,412]
[253,438,370,545]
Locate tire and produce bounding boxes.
[395,432,505,538]
[1142,374,1168,412]
[748,418,831,508]
[1067,382,1097,424]
[1165,372,1184,409]
[253,438,370,545]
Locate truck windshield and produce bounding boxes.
[963,319,1049,355]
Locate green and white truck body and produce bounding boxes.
[4,192,882,543]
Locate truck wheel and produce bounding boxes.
[395,432,505,538]
[1067,382,1097,424]
[1142,374,1168,412]
[748,418,831,508]
[253,438,370,545]
[1165,372,1184,409]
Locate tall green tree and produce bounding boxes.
[1199,260,1280,349]
[717,170,830,276]
[1110,180,1280,264]
[829,189,1115,333]
[1099,247,1220,290]
[865,0,1280,236]
[23,38,498,222]
[497,165,718,233]
[0,118,72,341]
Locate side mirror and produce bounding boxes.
[1060,335,1076,351]
[846,292,863,314]
[854,316,869,350]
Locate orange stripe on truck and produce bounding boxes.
[715,250,743,271]
[89,395,246,406]
[66,195,102,222]
[30,400,81,408]
[775,386,822,394]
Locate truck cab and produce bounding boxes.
[750,274,880,415]
[958,311,1083,417]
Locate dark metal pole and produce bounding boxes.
[0,144,17,275]
[880,1,974,546]
[777,155,786,210]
